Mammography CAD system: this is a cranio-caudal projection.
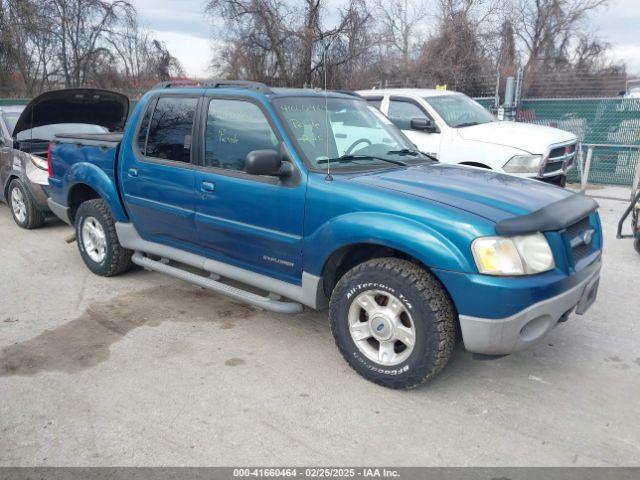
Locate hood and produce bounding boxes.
[12,88,129,137]
[457,121,577,154]
[351,163,572,223]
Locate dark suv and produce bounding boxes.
[1,90,117,228]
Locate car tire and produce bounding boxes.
[634,238,640,255]
[329,257,456,389]
[8,179,46,229]
[75,199,132,277]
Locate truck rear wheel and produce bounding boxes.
[329,258,456,389]
[8,179,45,229]
[75,199,132,276]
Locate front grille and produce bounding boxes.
[544,159,564,174]
[549,143,577,159]
[543,142,577,175]
[565,216,597,264]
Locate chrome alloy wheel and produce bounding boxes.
[81,216,107,263]
[347,290,416,366]
[10,186,27,223]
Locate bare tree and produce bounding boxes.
[511,0,610,72]
[375,0,428,74]
[49,0,135,87]
[1,0,58,95]
[206,0,372,87]
[107,12,183,88]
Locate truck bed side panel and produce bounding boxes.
[48,137,129,222]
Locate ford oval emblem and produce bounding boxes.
[376,323,385,332]
[581,229,594,245]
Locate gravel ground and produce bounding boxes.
[0,192,639,466]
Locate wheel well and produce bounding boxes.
[68,184,100,224]
[321,243,425,298]
[459,161,492,169]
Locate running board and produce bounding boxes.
[131,252,304,314]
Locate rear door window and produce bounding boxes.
[145,97,198,163]
[136,99,156,154]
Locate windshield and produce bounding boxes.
[272,96,428,170]
[15,123,108,141]
[423,94,495,128]
[2,113,20,135]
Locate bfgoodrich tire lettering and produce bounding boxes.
[75,199,132,277]
[330,257,456,389]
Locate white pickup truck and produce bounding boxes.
[357,88,578,186]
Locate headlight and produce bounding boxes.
[30,154,48,171]
[503,154,543,173]
[472,233,554,275]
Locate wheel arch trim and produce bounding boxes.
[65,162,128,222]
[308,212,473,278]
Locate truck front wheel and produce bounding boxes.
[75,199,132,276]
[329,258,456,389]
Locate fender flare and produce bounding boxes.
[305,211,474,276]
[66,162,128,222]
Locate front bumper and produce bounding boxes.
[15,160,50,211]
[458,265,600,355]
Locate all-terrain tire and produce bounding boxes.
[8,179,46,229]
[75,199,132,276]
[329,257,457,389]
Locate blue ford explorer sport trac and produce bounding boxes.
[45,81,602,388]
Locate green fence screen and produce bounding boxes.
[0,98,30,106]
[475,97,640,186]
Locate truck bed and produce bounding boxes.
[51,133,122,185]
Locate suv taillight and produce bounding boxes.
[47,142,53,178]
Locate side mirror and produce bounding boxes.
[410,117,437,133]
[245,149,284,176]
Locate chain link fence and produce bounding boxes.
[474,94,639,186]
[514,97,640,186]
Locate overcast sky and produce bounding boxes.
[128,0,640,78]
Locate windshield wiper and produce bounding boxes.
[317,154,408,167]
[454,121,481,128]
[387,148,438,162]
[386,148,421,156]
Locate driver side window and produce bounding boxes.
[388,99,433,130]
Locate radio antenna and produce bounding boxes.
[323,38,332,182]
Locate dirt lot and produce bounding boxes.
[0,193,639,466]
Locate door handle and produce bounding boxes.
[127,168,138,177]
[201,181,216,192]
